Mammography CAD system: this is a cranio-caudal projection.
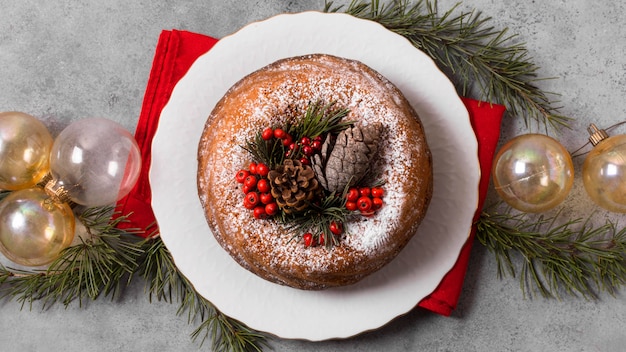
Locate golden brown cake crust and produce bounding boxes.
[197,54,432,290]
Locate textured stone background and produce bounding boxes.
[1,1,625,351]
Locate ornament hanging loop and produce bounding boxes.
[587,123,609,146]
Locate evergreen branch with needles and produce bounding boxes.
[326,0,572,131]
[476,210,626,299]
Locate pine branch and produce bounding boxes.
[475,210,626,299]
[0,207,144,308]
[326,0,571,131]
[138,236,268,352]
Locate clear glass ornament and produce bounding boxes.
[582,124,626,213]
[48,118,142,207]
[0,111,53,190]
[492,134,574,213]
[0,188,75,266]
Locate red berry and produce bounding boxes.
[372,197,384,210]
[345,201,358,211]
[257,179,270,193]
[318,233,325,246]
[242,184,254,194]
[248,162,257,174]
[313,135,323,142]
[299,157,310,166]
[235,169,249,184]
[329,221,343,235]
[262,128,274,140]
[260,192,273,204]
[303,232,313,247]
[302,145,313,156]
[256,163,269,177]
[357,196,373,212]
[282,135,293,147]
[300,136,311,146]
[244,175,257,188]
[245,192,260,207]
[288,142,297,150]
[265,202,278,216]
[371,187,384,198]
[311,140,322,151]
[273,128,286,139]
[253,206,267,219]
[359,187,371,197]
[346,188,359,202]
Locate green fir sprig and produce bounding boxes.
[476,210,626,298]
[0,206,144,308]
[138,236,268,352]
[326,0,571,131]
[282,188,354,249]
[288,101,352,140]
[242,100,352,168]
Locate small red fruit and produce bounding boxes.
[288,142,297,150]
[253,206,267,219]
[257,179,270,193]
[282,135,293,147]
[372,197,384,210]
[235,169,249,184]
[346,188,360,202]
[245,192,260,207]
[345,201,358,211]
[244,175,257,188]
[248,162,257,174]
[265,202,278,216]
[311,140,322,151]
[299,157,310,166]
[242,184,254,194]
[329,221,343,235]
[273,128,286,139]
[262,128,274,140]
[260,192,273,204]
[359,187,371,197]
[300,136,311,146]
[303,232,313,247]
[371,186,384,198]
[302,145,313,156]
[357,196,373,212]
[256,163,269,177]
[318,233,325,246]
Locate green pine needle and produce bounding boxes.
[476,210,626,299]
[326,0,572,131]
[138,236,268,352]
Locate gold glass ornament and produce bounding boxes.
[492,134,574,213]
[0,188,75,266]
[0,111,53,190]
[582,124,626,213]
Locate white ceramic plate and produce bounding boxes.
[151,11,479,341]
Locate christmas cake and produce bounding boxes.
[197,54,432,290]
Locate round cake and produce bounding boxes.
[197,54,432,290]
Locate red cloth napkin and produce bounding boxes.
[115,29,505,316]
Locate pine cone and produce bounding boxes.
[311,123,382,193]
[268,159,319,214]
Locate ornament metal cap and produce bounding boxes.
[43,176,72,205]
[587,123,609,146]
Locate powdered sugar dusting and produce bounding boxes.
[197,54,432,289]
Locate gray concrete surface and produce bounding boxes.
[1,0,625,351]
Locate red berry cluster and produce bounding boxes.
[261,127,323,165]
[345,186,385,216]
[302,220,343,248]
[235,162,278,219]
